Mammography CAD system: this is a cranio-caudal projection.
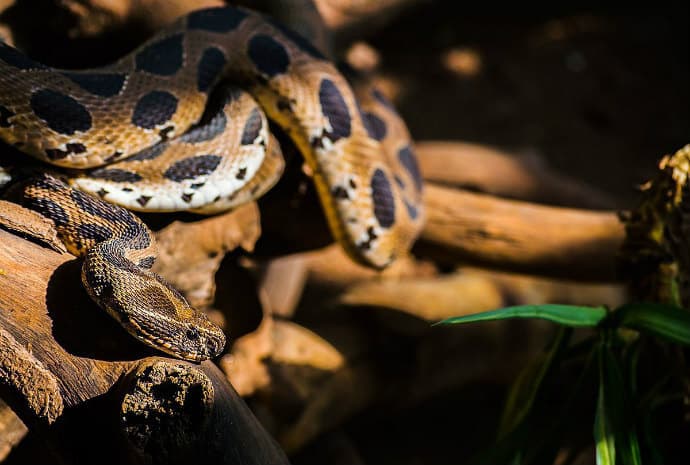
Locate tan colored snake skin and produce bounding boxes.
[0,6,424,360]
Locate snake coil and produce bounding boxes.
[0,6,424,360]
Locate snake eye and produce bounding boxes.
[186,327,200,340]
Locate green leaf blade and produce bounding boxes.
[437,304,607,328]
[595,340,643,465]
[595,377,616,465]
[616,303,690,345]
[498,328,570,438]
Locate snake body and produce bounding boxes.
[9,173,226,360]
[0,6,424,360]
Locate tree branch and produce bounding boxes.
[416,141,616,209]
[415,183,625,281]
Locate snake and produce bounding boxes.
[0,6,424,361]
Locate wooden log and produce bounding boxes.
[118,359,289,465]
[416,141,616,209]
[0,399,27,461]
[257,173,625,281]
[415,183,625,281]
[338,271,505,321]
[336,267,625,323]
[0,203,288,464]
[258,254,310,318]
[152,202,261,309]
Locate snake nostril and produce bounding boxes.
[186,327,200,340]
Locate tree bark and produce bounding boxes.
[0,202,288,465]
[416,141,616,209]
[415,183,625,281]
[0,399,27,461]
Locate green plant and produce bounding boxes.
[436,303,690,465]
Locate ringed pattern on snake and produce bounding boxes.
[6,172,226,361]
[0,6,424,361]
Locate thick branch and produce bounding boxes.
[416,141,616,209]
[415,183,625,281]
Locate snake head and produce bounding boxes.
[120,291,227,362]
[117,288,227,362]
[125,286,227,361]
[82,256,227,362]
[150,309,228,362]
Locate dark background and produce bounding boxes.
[371,2,689,208]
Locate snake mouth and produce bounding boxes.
[118,315,226,362]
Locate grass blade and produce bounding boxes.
[498,327,570,438]
[616,302,690,345]
[595,339,643,465]
[594,376,616,465]
[437,304,607,327]
[595,339,617,465]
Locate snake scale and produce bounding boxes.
[0,6,424,361]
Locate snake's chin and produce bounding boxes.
[119,312,227,362]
